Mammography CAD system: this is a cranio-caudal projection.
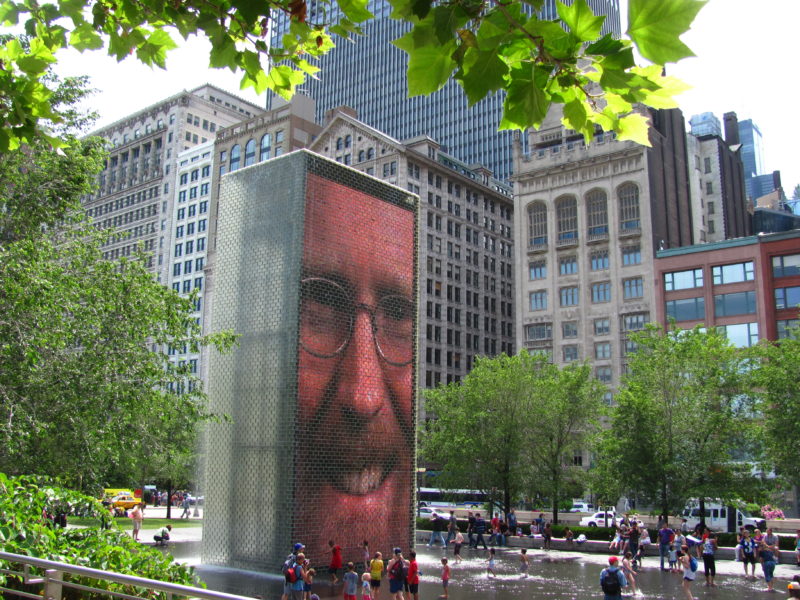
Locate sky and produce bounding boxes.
[49,0,799,194]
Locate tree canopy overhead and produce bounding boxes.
[0,0,705,151]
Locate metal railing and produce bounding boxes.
[0,551,257,600]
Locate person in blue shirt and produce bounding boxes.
[599,556,628,600]
[291,552,307,600]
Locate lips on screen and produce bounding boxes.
[294,174,416,563]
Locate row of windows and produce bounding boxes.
[525,313,649,342]
[178,183,210,202]
[172,257,205,276]
[528,246,641,280]
[174,237,206,257]
[176,201,208,220]
[664,261,755,291]
[665,291,758,321]
[529,278,645,310]
[178,165,211,185]
[527,183,640,246]
[175,219,207,238]
[219,132,285,175]
[171,277,204,293]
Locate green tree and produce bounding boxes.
[594,324,755,520]
[751,327,800,495]
[792,184,800,200]
[0,0,704,150]
[0,473,197,595]
[421,350,604,521]
[0,75,235,491]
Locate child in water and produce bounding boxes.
[361,573,371,600]
[669,543,679,572]
[487,548,497,578]
[623,551,638,596]
[519,548,530,578]
[439,558,450,599]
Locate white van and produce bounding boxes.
[681,501,765,532]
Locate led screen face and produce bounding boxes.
[295,173,416,563]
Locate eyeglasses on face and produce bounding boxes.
[299,277,414,366]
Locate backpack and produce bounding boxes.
[689,556,698,572]
[283,558,298,583]
[600,569,621,595]
[390,558,404,580]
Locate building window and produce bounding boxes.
[529,290,547,311]
[706,181,713,194]
[712,261,754,285]
[527,201,548,246]
[187,205,196,217]
[666,297,705,321]
[622,245,641,265]
[664,268,703,291]
[707,202,715,214]
[715,291,756,316]
[563,345,578,362]
[594,318,610,335]
[622,312,649,331]
[595,366,613,383]
[562,321,578,338]
[559,255,577,275]
[775,286,800,311]
[244,139,256,166]
[595,342,612,360]
[526,323,552,341]
[777,319,799,339]
[718,322,759,347]
[773,254,800,278]
[260,133,271,161]
[556,195,578,241]
[618,183,640,230]
[560,286,579,307]
[704,156,712,174]
[229,144,241,171]
[586,188,608,236]
[590,250,609,271]
[591,282,610,303]
[623,277,644,299]
[529,260,546,280]
[175,225,184,238]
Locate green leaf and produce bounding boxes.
[557,0,605,42]
[457,48,507,105]
[615,112,651,146]
[627,0,706,64]
[337,0,373,23]
[499,64,551,130]
[208,34,238,70]
[69,24,104,51]
[266,64,305,99]
[561,98,590,140]
[393,27,456,96]
[584,33,624,56]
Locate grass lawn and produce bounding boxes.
[70,517,202,529]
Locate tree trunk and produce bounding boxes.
[698,497,706,532]
[165,480,173,520]
[661,481,670,525]
[551,477,560,524]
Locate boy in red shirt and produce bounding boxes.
[329,540,343,584]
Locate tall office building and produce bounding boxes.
[84,85,265,284]
[308,109,516,402]
[735,116,782,201]
[269,0,620,182]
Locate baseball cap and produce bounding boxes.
[294,543,305,552]
[608,556,619,564]
[393,547,402,554]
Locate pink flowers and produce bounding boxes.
[760,505,785,520]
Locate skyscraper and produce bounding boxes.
[269,0,621,182]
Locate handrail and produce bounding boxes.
[0,551,257,600]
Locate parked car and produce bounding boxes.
[569,502,594,513]
[111,494,140,510]
[579,511,617,527]
[417,506,437,518]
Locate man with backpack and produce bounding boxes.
[387,548,405,600]
[599,556,628,600]
[281,542,304,600]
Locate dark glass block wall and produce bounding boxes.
[202,150,419,571]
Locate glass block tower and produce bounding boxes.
[269,0,621,182]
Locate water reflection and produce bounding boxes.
[177,544,779,599]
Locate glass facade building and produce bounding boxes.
[269,0,621,182]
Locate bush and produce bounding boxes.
[0,473,198,600]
